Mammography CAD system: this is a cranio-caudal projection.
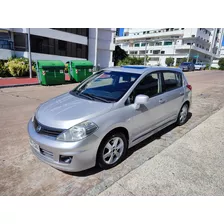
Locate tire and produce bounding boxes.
[176,103,189,126]
[97,132,128,169]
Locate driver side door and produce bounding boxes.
[125,71,167,142]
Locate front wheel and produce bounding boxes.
[177,103,189,126]
[97,132,127,169]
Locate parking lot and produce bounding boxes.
[1,70,224,196]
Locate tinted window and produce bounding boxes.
[71,71,140,102]
[128,73,160,104]
[162,72,182,91]
[14,32,28,51]
[30,35,88,59]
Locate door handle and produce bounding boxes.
[159,99,166,104]
[180,92,184,96]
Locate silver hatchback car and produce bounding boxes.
[28,66,192,172]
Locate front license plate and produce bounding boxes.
[30,139,40,152]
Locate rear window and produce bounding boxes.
[162,71,182,91]
[181,62,190,65]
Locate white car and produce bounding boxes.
[194,63,206,70]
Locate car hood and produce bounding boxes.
[35,92,114,129]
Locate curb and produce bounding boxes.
[0,83,39,89]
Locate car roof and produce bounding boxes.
[103,65,182,74]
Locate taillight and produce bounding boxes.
[186,84,192,91]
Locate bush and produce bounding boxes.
[7,58,29,77]
[218,58,224,70]
[0,60,10,77]
[117,56,150,66]
[176,57,188,66]
[165,57,174,67]
[64,63,68,73]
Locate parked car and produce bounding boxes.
[28,66,192,172]
[194,62,206,70]
[179,62,195,71]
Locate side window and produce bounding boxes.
[127,72,160,104]
[162,72,182,92]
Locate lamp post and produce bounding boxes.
[28,28,32,78]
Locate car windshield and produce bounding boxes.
[70,70,141,103]
[181,62,190,66]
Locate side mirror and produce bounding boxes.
[133,94,149,110]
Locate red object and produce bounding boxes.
[0,74,70,87]
[186,84,192,91]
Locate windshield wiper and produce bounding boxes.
[83,93,114,103]
[73,90,94,100]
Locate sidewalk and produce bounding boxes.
[100,107,224,196]
[0,74,71,88]
[0,77,39,88]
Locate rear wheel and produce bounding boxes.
[177,103,189,126]
[97,132,128,169]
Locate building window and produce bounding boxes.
[141,43,146,47]
[150,50,152,53]
[143,31,146,34]
[14,32,28,51]
[181,28,184,30]
[134,43,140,47]
[30,34,88,59]
[153,50,160,54]
[51,28,88,37]
[161,51,165,54]
[164,41,172,46]
[155,42,162,46]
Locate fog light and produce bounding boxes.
[59,155,73,164]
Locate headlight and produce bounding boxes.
[56,121,98,142]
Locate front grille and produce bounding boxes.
[40,148,53,159]
[33,116,63,137]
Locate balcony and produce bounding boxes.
[116,30,184,41]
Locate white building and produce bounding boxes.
[116,28,224,66]
[0,28,116,68]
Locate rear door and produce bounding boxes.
[161,71,185,122]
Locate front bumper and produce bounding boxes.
[27,119,101,172]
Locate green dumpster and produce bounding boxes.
[36,60,65,85]
[68,60,93,82]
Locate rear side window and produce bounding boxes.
[162,71,182,92]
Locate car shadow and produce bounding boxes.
[63,112,192,177]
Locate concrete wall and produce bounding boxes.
[88,28,115,68]
[14,51,85,63]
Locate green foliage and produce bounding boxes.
[117,56,150,66]
[6,58,29,77]
[113,46,128,65]
[0,60,10,77]
[176,57,188,66]
[165,57,174,66]
[218,58,224,70]
[64,63,68,73]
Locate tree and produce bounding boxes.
[165,57,174,67]
[117,56,150,66]
[176,57,188,66]
[113,45,128,66]
[218,58,224,70]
